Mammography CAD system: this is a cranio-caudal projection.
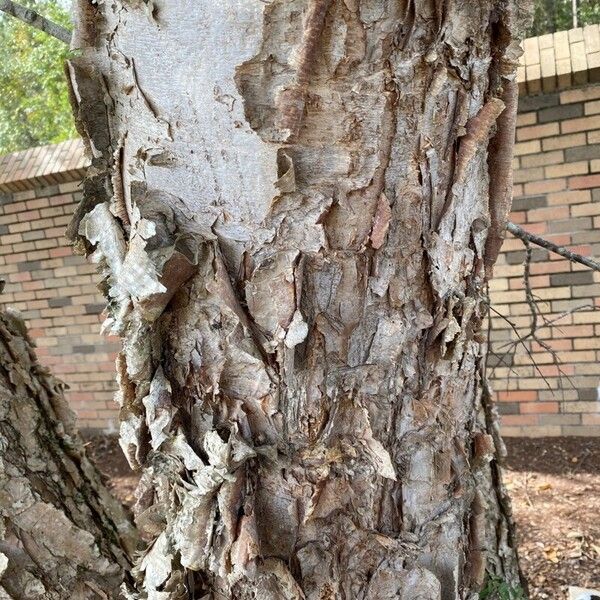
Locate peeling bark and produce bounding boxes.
[0,308,138,599]
[66,1,530,598]
[485,80,519,278]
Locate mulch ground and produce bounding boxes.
[503,437,600,599]
[86,435,600,599]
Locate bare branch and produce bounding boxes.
[0,0,71,44]
[487,225,597,401]
[507,221,600,272]
[521,240,574,397]
[488,304,553,391]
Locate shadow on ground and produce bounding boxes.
[505,437,600,476]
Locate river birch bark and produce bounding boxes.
[65,1,529,598]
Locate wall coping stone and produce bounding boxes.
[518,24,600,94]
[0,138,88,193]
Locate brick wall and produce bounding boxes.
[2,29,600,434]
[490,83,600,437]
[0,141,119,430]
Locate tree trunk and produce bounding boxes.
[0,307,138,599]
[65,1,529,598]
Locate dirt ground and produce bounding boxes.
[503,437,600,599]
[86,436,600,599]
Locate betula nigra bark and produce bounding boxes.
[15,0,532,598]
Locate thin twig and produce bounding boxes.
[523,239,537,343]
[494,303,593,352]
[522,241,574,397]
[488,305,553,391]
[507,222,600,272]
[489,227,593,399]
[489,223,599,404]
[523,472,534,508]
[0,0,71,44]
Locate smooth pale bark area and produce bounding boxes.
[67,1,529,598]
[0,307,138,599]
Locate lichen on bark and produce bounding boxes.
[65,1,530,598]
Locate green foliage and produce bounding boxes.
[0,0,76,156]
[528,0,600,37]
[480,575,528,600]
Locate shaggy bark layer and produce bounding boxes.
[67,1,529,598]
[0,308,138,599]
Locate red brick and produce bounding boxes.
[17,209,41,221]
[498,391,537,402]
[501,415,539,426]
[5,252,27,264]
[44,226,66,238]
[25,198,50,210]
[522,221,547,234]
[8,272,31,283]
[520,402,559,414]
[49,247,72,258]
[22,281,44,291]
[76,410,98,420]
[569,174,600,189]
[544,233,572,246]
[527,205,569,222]
[49,194,74,207]
[542,363,575,376]
[565,244,592,256]
[53,364,81,374]
[551,324,594,338]
[524,178,567,195]
[509,210,527,224]
[3,201,28,214]
[509,275,550,290]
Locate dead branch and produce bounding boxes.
[488,222,597,399]
[507,222,600,272]
[521,239,574,396]
[0,0,71,44]
[488,304,555,392]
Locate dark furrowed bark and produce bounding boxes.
[66,1,530,598]
[0,308,138,599]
